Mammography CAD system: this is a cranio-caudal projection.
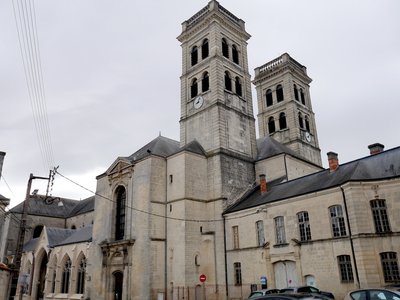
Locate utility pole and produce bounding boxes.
[9,173,50,300]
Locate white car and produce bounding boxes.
[344,288,400,300]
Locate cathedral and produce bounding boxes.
[1,1,400,300]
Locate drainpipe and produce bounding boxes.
[283,154,288,180]
[223,216,228,298]
[164,160,168,300]
[340,186,360,288]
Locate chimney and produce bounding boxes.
[327,152,339,172]
[368,143,385,155]
[260,174,267,194]
[0,151,5,181]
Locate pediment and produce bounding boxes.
[106,157,133,180]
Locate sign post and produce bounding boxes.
[199,274,206,300]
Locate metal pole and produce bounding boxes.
[9,173,50,299]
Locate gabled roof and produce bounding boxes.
[256,136,319,168]
[11,195,94,219]
[11,195,79,218]
[256,136,299,160]
[225,146,400,214]
[67,196,94,217]
[126,135,180,162]
[178,139,206,156]
[53,225,92,247]
[23,226,93,251]
[46,227,76,247]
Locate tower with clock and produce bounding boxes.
[253,53,322,166]
[177,1,257,161]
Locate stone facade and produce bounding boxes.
[6,1,400,300]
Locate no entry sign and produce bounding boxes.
[199,274,206,282]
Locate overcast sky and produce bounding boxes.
[1,0,399,208]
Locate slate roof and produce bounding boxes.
[10,195,79,218]
[53,225,92,246]
[10,195,94,219]
[225,146,400,214]
[256,136,318,167]
[127,136,180,162]
[67,196,95,217]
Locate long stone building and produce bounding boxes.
[3,1,400,300]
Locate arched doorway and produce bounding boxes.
[36,252,48,300]
[113,271,123,300]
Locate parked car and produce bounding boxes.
[248,288,281,299]
[250,293,329,300]
[344,288,400,300]
[279,286,335,299]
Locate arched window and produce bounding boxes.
[298,113,304,129]
[268,117,275,134]
[115,186,126,241]
[235,77,242,96]
[266,89,273,107]
[191,46,198,66]
[300,88,306,105]
[191,78,198,98]
[71,225,76,230]
[232,45,239,64]
[305,116,310,132]
[61,257,71,293]
[224,71,232,91]
[202,72,209,92]
[113,271,124,300]
[279,112,287,130]
[33,225,43,238]
[294,84,299,101]
[201,39,209,59]
[76,256,86,294]
[222,38,229,58]
[276,84,284,102]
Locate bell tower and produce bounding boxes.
[177,0,257,160]
[253,53,322,166]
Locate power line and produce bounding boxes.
[12,0,55,171]
[55,169,258,223]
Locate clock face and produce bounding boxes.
[194,96,204,109]
[305,132,311,142]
